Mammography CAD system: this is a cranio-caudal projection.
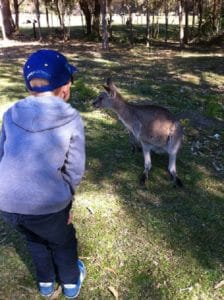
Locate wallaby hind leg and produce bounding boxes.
[140,167,150,185]
[129,132,142,154]
[168,153,183,187]
[168,170,183,187]
[139,144,152,185]
[140,172,147,185]
[175,176,183,187]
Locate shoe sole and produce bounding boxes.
[39,291,54,298]
[63,260,86,299]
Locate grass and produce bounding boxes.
[0,26,224,299]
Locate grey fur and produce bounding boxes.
[92,79,183,186]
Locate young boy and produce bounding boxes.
[0,49,86,298]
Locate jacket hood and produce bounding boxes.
[11,95,77,132]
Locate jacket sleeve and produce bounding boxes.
[62,113,86,194]
[0,115,6,161]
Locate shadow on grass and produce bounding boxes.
[83,109,224,298]
[0,216,35,277]
[0,40,223,298]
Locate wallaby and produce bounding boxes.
[92,78,183,186]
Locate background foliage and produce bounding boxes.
[0,1,224,299]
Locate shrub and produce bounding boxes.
[206,99,224,119]
[73,78,97,102]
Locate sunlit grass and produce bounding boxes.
[0,37,224,299]
[177,72,201,85]
[202,72,224,87]
[92,57,121,67]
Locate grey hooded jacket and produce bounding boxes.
[0,95,85,215]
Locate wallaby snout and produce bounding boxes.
[92,91,113,109]
[92,93,105,108]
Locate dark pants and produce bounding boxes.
[0,204,80,284]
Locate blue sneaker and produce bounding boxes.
[63,260,86,299]
[38,282,54,297]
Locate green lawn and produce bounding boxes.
[0,30,224,300]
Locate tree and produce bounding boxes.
[93,0,101,37]
[13,0,26,32]
[178,0,184,47]
[145,0,151,46]
[101,0,109,50]
[164,0,169,42]
[44,0,50,30]
[212,0,222,33]
[125,0,136,45]
[33,0,42,39]
[198,0,204,35]
[162,0,174,42]
[183,0,189,44]
[0,0,15,39]
[108,0,113,38]
[79,0,93,34]
[192,0,197,33]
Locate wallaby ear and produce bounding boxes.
[103,85,111,92]
[106,77,113,86]
[106,77,117,92]
[103,83,116,98]
[106,78,117,97]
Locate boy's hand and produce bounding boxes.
[67,210,73,224]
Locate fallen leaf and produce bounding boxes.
[86,206,94,214]
[214,280,224,289]
[50,286,62,300]
[212,161,224,172]
[105,267,117,276]
[108,286,119,299]
[179,286,193,292]
[79,256,96,261]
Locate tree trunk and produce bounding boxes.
[108,0,113,38]
[79,0,92,35]
[178,0,184,48]
[33,0,42,39]
[152,10,155,37]
[13,0,19,31]
[146,0,150,47]
[156,15,159,38]
[0,1,7,39]
[220,0,223,31]
[198,0,203,35]
[55,0,65,31]
[213,0,218,32]
[184,0,189,44]
[0,0,15,39]
[93,0,101,37]
[101,0,109,50]
[127,3,133,45]
[13,0,26,32]
[164,0,169,43]
[80,10,85,34]
[55,0,62,26]
[192,0,196,37]
[44,0,50,30]
[55,0,68,39]
[212,0,222,33]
